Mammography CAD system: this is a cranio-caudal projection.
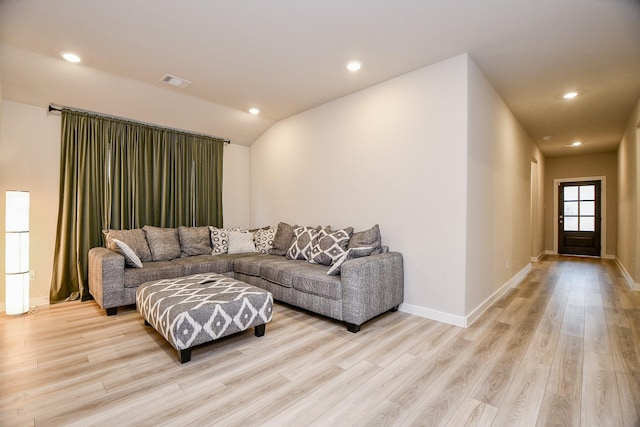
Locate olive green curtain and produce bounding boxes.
[50,109,225,303]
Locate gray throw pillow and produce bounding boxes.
[143,226,181,261]
[178,226,212,257]
[268,222,297,256]
[348,224,382,255]
[103,228,153,262]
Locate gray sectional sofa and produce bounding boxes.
[88,223,404,332]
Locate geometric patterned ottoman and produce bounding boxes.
[136,273,273,363]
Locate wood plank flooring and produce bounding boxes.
[1,256,639,426]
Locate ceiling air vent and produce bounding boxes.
[160,74,192,89]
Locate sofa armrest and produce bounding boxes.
[88,247,125,312]
[340,251,404,326]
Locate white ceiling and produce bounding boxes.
[1,0,639,155]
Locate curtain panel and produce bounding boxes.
[50,109,225,303]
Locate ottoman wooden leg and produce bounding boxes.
[179,348,192,364]
[254,324,266,337]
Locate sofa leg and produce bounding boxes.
[389,305,399,312]
[106,307,118,316]
[144,320,150,326]
[179,348,192,363]
[254,324,266,337]
[346,323,361,333]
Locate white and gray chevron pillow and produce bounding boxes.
[310,227,354,266]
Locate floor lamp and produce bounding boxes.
[5,190,29,315]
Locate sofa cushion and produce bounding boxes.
[254,227,276,254]
[124,261,184,288]
[178,226,212,257]
[103,228,153,262]
[310,227,354,266]
[210,226,242,254]
[228,231,256,254]
[234,254,282,277]
[174,254,245,275]
[143,226,181,261]
[292,264,342,300]
[112,238,143,268]
[348,224,383,255]
[260,259,309,288]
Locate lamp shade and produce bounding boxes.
[5,190,29,315]
[6,191,29,232]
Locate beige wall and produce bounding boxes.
[543,152,618,258]
[617,97,640,287]
[250,54,545,325]
[250,54,470,322]
[465,58,545,318]
[0,102,60,306]
[0,100,252,308]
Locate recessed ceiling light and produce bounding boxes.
[346,61,361,72]
[248,108,260,115]
[61,52,81,63]
[564,141,583,148]
[563,91,578,99]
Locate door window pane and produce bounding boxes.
[564,202,578,216]
[580,185,595,200]
[580,217,595,231]
[564,217,578,231]
[564,186,578,201]
[580,201,595,216]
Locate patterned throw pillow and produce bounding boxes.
[209,226,242,254]
[327,246,375,276]
[112,238,143,268]
[228,231,256,254]
[287,226,327,260]
[310,227,354,266]
[254,227,276,254]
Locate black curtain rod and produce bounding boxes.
[48,103,231,144]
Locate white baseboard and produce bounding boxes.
[616,258,640,291]
[545,250,557,255]
[398,304,466,328]
[399,263,533,328]
[465,263,532,327]
[530,253,545,263]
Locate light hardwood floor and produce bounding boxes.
[1,256,639,426]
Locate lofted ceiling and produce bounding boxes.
[1,0,639,155]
